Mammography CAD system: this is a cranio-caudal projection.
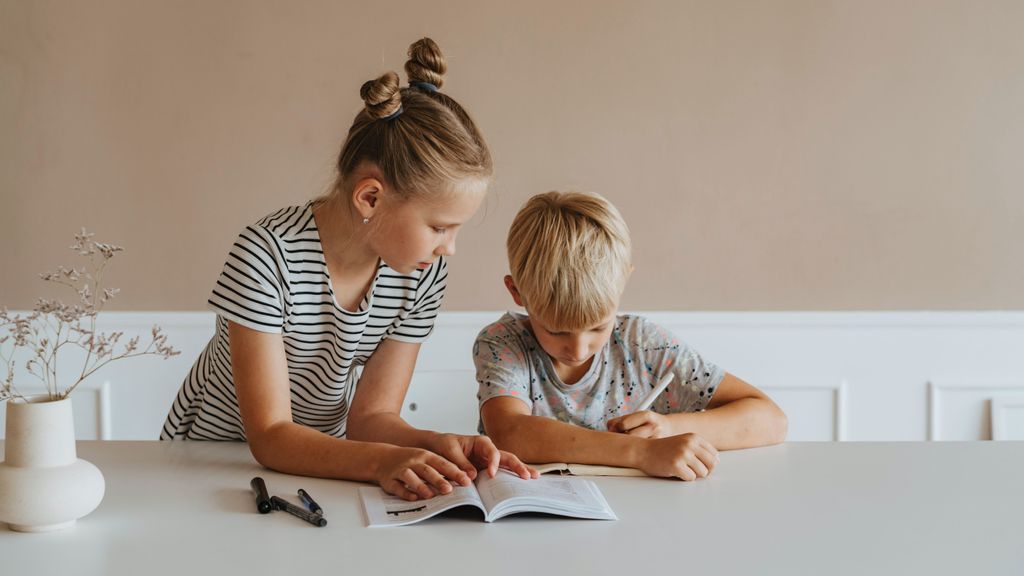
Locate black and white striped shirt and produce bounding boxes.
[160,203,447,440]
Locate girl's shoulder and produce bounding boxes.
[251,204,315,240]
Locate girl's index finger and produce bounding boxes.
[429,453,473,487]
[470,437,501,477]
[487,443,501,477]
[499,451,538,479]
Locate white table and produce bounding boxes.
[1,441,1022,575]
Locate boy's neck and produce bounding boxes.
[550,356,596,386]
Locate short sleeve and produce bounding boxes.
[473,321,533,413]
[387,256,448,343]
[639,318,724,413]
[207,225,286,334]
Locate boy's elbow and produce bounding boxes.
[482,415,526,454]
[482,421,514,452]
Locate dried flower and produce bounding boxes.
[1,230,179,402]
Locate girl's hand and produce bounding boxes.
[375,445,473,501]
[638,433,719,481]
[607,410,673,438]
[425,433,539,480]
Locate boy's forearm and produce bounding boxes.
[488,414,647,468]
[664,398,788,449]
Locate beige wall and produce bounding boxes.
[3,0,1022,311]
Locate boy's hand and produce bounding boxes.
[637,433,719,481]
[374,445,472,501]
[424,433,539,481]
[607,410,672,438]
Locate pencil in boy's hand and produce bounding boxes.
[636,372,675,412]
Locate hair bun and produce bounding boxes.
[405,37,447,90]
[359,71,402,120]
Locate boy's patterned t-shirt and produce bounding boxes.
[473,312,725,432]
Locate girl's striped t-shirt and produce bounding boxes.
[160,203,447,440]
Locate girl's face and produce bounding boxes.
[372,181,487,275]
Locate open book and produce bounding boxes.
[360,469,617,527]
[531,463,649,477]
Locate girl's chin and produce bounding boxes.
[381,259,426,274]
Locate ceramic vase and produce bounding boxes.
[0,395,105,532]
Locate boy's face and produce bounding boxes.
[504,275,617,371]
[526,312,617,370]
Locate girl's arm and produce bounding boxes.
[481,397,719,481]
[345,337,535,480]
[607,372,788,449]
[230,321,470,501]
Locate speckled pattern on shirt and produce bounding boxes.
[473,312,724,433]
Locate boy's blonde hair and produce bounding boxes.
[507,191,632,331]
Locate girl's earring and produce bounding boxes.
[362,218,370,225]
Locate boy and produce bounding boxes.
[474,191,787,480]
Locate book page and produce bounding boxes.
[567,464,648,477]
[531,462,648,477]
[360,484,485,527]
[474,470,615,521]
[530,462,569,475]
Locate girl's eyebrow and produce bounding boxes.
[430,220,463,227]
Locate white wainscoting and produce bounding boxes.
[3,311,1023,442]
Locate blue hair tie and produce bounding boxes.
[382,105,404,121]
[411,81,438,93]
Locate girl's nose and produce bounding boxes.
[436,233,456,257]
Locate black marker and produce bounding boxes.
[271,496,327,527]
[250,477,272,514]
[297,488,323,515]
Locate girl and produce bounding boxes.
[161,38,536,501]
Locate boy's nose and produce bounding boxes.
[567,339,589,361]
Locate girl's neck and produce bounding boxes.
[312,195,378,272]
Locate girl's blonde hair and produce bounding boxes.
[325,38,492,204]
[507,191,632,331]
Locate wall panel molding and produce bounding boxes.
[3,311,1022,441]
[928,380,1024,441]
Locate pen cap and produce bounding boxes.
[250,477,272,514]
[298,489,324,515]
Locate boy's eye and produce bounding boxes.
[432,227,446,233]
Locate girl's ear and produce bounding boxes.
[504,275,526,307]
[351,177,383,221]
